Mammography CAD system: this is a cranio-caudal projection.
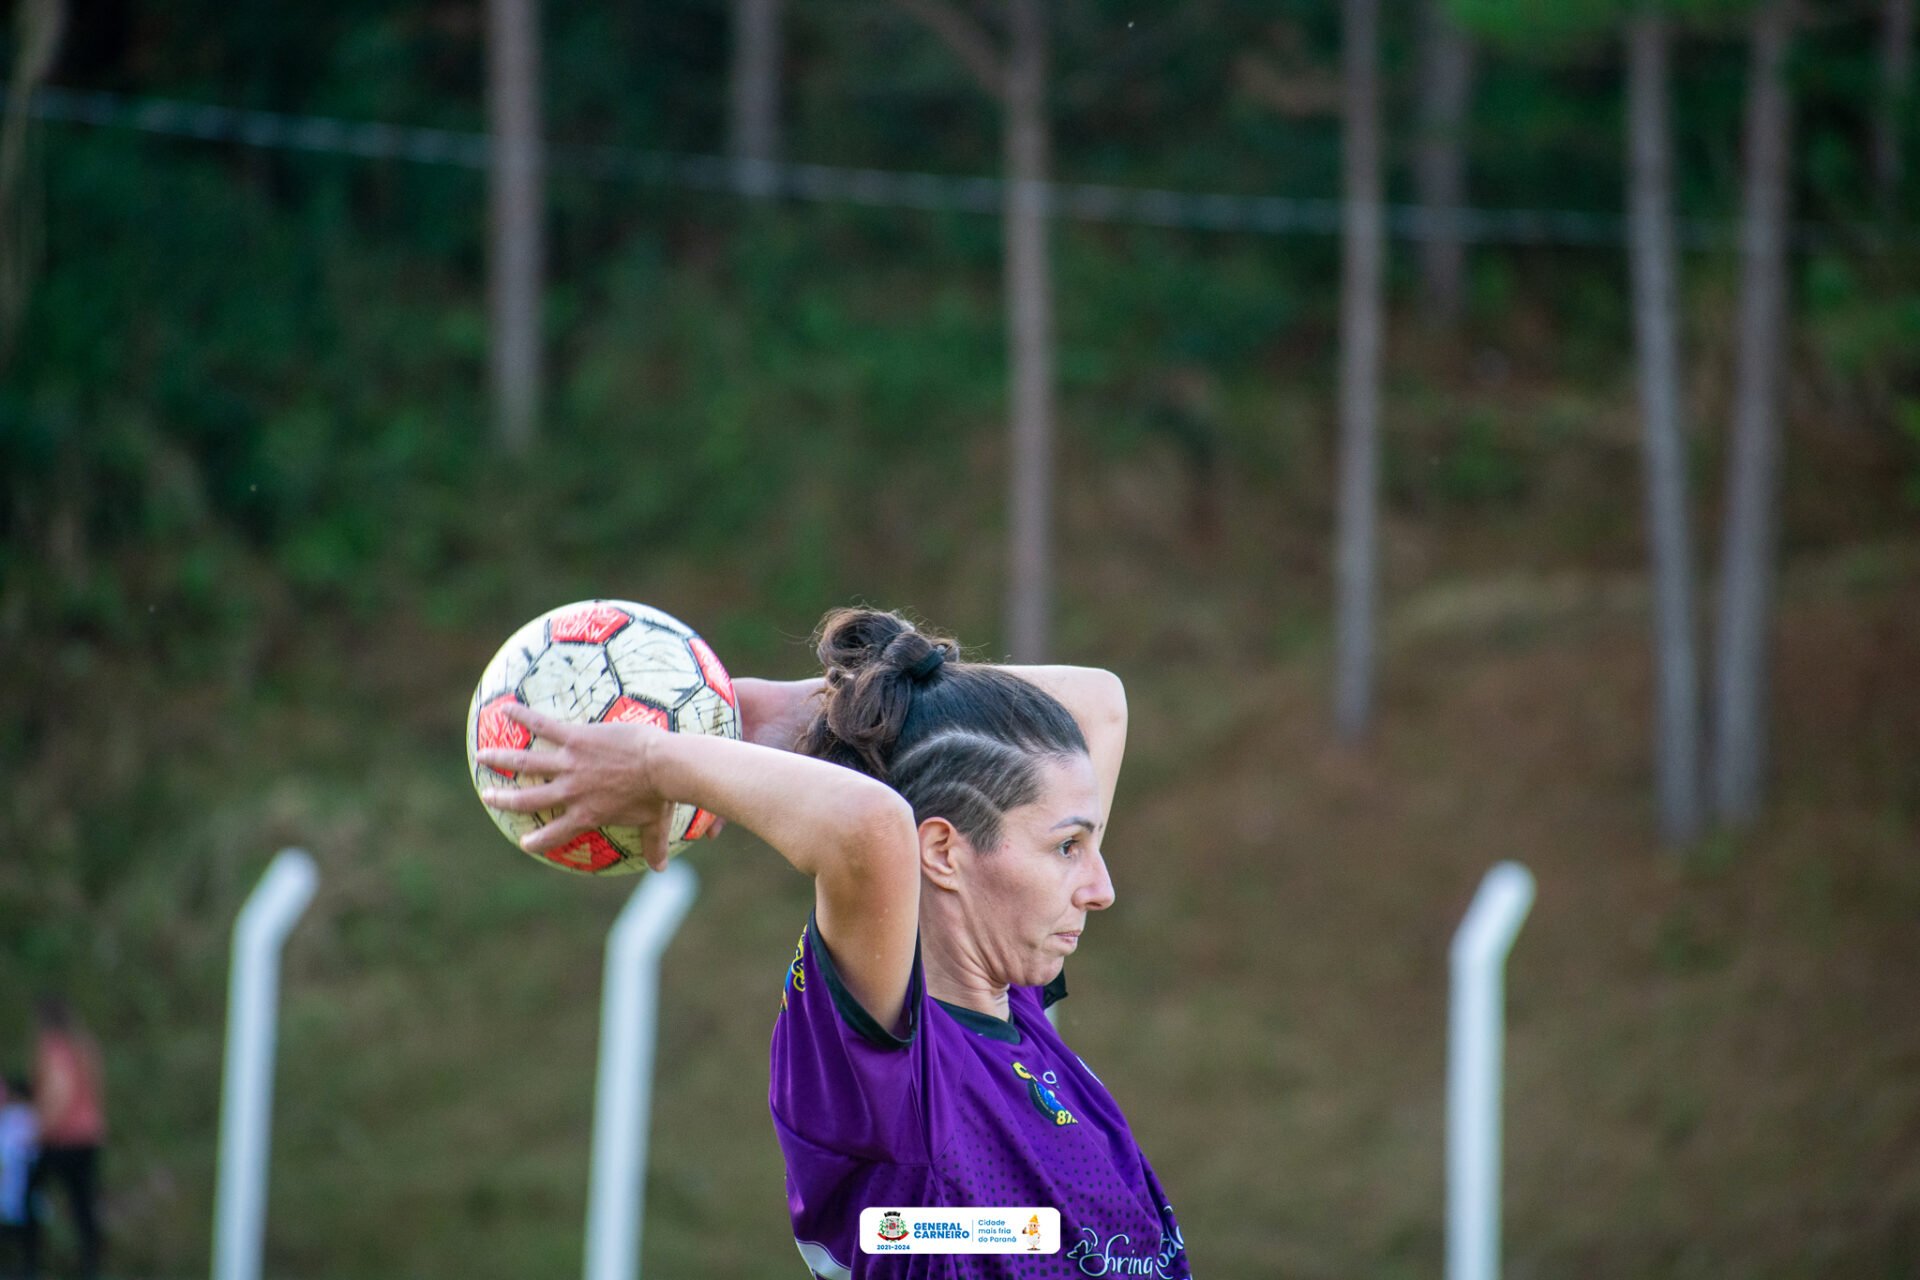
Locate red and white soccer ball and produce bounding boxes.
[466,599,741,875]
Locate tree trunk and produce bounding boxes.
[1003,0,1054,664]
[1876,0,1913,211]
[486,0,544,456]
[1415,0,1473,326]
[1711,0,1794,827]
[0,0,65,367]
[1334,0,1384,740]
[1626,15,1704,847]
[729,0,784,199]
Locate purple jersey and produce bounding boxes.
[770,914,1190,1279]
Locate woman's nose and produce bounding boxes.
[1077,847,1116,911]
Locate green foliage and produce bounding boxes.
[1446,0,1638,51]
[1445,0,1759,51]
[1898,401,1920,509]
[1388,408,1529,511]
[1801,252,1920,490]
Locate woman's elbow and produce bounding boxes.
[1093,668,1127,722]
[848,784,919,869]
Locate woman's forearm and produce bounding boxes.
[1002,665,1128,818]
[1001,665,1125,733]
[736,677,825,751]
[652,730,913,881]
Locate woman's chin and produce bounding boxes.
[1022,954,1068,988]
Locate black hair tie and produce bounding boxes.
[904,647,946,683]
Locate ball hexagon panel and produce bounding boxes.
[689,636,737,707]
[602,696,671,729]
[548,601,634,646]
[519,641,622,724]
[605,622,708,710]
[546,830,629,873]
[673,691,737,738]
[486,638,541,706]
[474,694,532,779]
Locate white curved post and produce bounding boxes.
[583,861,699,1280]
[1447,861,1536,1280]
[212,848,319,1280]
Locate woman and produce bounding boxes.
[30,996,105,1280]
[479,608,1188,1278]
[0,1074,37,1279]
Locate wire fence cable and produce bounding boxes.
[19,84,1885,249]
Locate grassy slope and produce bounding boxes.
[7,289,1916,1277]
[51,551,1916,1279]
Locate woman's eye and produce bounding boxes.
[1057,840,1077,858]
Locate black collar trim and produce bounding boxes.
[935,998,1023,1044]
[1042,969,1069,1009]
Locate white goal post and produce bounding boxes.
[211,847,319,1280]
[1446,860,1535,1280]
[583,861,699,1280]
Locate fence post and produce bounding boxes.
[583,861,699,1280]
[211,848,319,1280]
[1446,861,1535,1280]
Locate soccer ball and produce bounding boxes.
[466,600,741,875]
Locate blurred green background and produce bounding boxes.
[2,0,1917,1276]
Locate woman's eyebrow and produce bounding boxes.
[1049,816,1097,833]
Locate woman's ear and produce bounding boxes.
[918,816,968,891]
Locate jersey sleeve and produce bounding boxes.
[768,911,930,1164]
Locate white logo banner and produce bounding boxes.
[859,1207,1061,1255]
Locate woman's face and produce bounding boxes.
[957,751,1116,990]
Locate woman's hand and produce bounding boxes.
[476,703,677,871]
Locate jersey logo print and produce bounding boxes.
[783,929,807,1009]
[1013,1061,1077,1126]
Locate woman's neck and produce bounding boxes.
[920,931,1012,1022]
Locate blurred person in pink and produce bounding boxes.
[30,999,102,1280]
[0,1074,37,1280]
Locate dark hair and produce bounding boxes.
[797,608,1086,850]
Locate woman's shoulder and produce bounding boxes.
[782,911,924,1052]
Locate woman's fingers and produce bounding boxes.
[640,815,670,872]
[506,795,676,867]
[476,746,562,778]
[499,700,573,743]
[480,781,565,813]
[515,806,587,855]
[476,706,681,870]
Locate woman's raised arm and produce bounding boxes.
[1001,666,1128,822]
[476,700,923,1033]
[735,676,826,751]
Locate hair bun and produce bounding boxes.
[878,626,951,680]
[815,608,912,684]
[806,608,959,774]
[903,646,945,682]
